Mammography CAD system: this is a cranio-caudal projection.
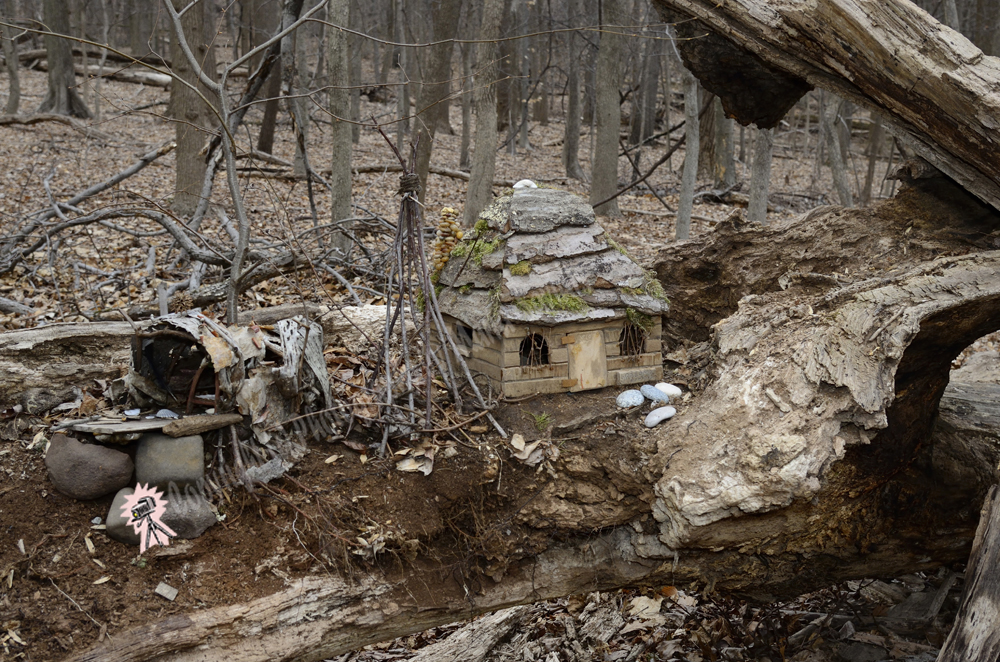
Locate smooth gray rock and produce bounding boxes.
[644,406,677,428]
[641,384,671,404]
[106,487,140,545]
[508,188,595,233]
[161,483,217,539]
[616,390,645,408]
[135,433,204,490]
[45,434,133,500]
[106,484,216,546]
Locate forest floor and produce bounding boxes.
[0,68,995,661]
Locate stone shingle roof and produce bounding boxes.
[436,188,668,332]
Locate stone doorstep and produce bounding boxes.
[613,365,664,385]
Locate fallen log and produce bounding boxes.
[937,485,1000,662]
[651,0,1000,212]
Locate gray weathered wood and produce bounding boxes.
[651,0,1000,211]
[936,485,1000,662]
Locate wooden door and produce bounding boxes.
[567,330,608,391]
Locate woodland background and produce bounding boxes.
[1,0,1000,661]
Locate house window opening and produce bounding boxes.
[619,323,646,357]
[456,324,474,349]
[519,334,549,366]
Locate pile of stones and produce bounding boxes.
[45,432,216,546]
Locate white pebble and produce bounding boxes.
[616,389,644,408]
[644,406,677,428]
[513,179,538,189]
[655,383,683,398]
[640,384,671,404]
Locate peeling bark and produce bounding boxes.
[651,0,1000,212]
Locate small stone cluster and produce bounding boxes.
[45,432,216,546]
[616,382,682,427]
[430,207,463,276]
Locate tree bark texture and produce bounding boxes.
[168,0,217,216]
[38,0,91,118]
[462,0,502,227]
[413,0,461,204]
[675,68,699,239]
[650,0,1000,212]
[0,0,19,116]
[590,0,627,217]
[561,0,585,181]
[327,0,352,255]
[747,125,773,224]
[936,484,1000,662]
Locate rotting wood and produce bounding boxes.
[651,0,1000,212]
[162,414,244,437]
[936,485,1000,662]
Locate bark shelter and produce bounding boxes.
[5,1,1000,659]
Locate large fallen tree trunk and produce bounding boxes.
[26,1,1000,659]
[650,0,1000,212]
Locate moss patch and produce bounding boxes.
[450,235,504,265]
[642,271,669,302]
[626,307,653,332]
[509,260,532,276]
[515,293,589,314]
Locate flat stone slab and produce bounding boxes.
[505,224,608,265]
[438,256,502,289]
[437,288,498,332]
[508,188,595,233]
[581,289,669,314]
[502,249,646,299]
[135,433,205,490]
[499,304,617,326]
[69,418,167,435]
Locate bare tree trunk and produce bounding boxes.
[38,0,91,117]
[697,89,716,178]
[942,0,960,30]
[251,0,282,154]
[412,0,461,204]
[130,0,154,56]
[0,0,20,115]
[462,0,502,227]
[458,42,472,171]
[328,0,352,256]
[747,125,773,224]
[168,0,216,216]
[711,97,735,188]
[675,67,699,239]
[823,95,853,206]
[348,0,361,144]
[861,111,884,205]
[394,0,409,147]
[589,0,626,217]
[562,0,585,181]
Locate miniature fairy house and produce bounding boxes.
[433,188,668,398]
